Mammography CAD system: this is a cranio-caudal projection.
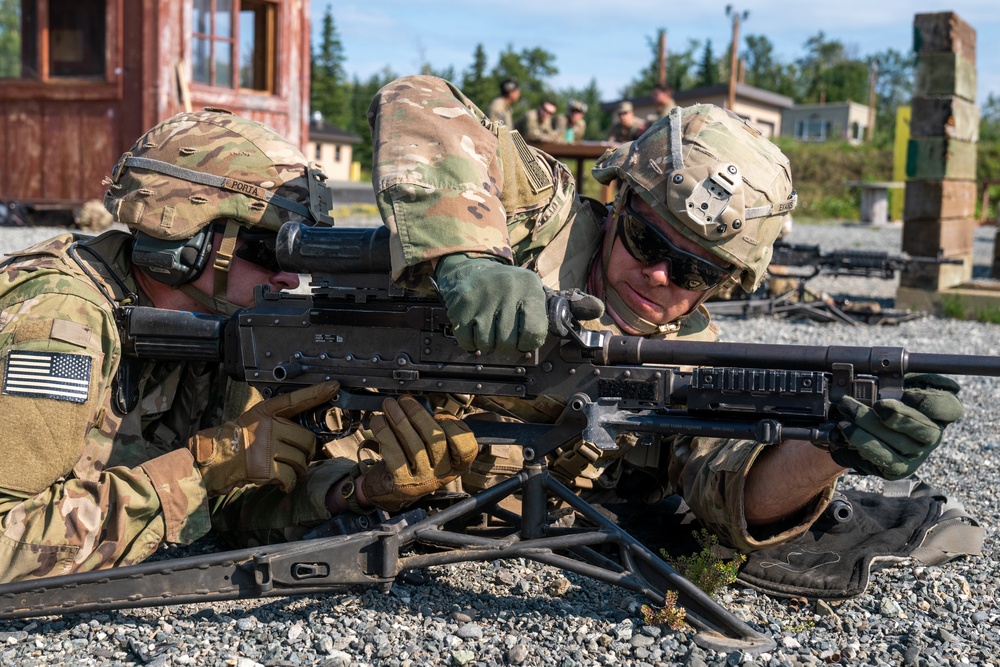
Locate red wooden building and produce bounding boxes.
[0,0,311,217]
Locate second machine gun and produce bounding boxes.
[706,240,965,325]
[2,224,998,655]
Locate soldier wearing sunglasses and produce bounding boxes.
[364,76,963,554]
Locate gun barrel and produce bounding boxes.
[277,222,391,274]
[607,337,1000,377]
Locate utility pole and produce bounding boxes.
[866,61,879,141]
[657,29,667,87]
[725,5,749,111]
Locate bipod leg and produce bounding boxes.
[397,464,774,654]
[540,472,775,654]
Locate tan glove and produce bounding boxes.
[362,396,479,511]
[188,381,340,496]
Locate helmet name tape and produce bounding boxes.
[221,177,271,201]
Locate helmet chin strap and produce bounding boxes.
[178,219,243,316]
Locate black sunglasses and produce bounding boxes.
[234,233,282,273]
[615,196,732,292]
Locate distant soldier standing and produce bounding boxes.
[486,78,521,128]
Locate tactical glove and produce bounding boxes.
[831,373,963,480]
[188,381,340,496]
[362,396,479,511]
[435,253,548,354]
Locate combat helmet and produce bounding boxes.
[104,108,334,314]
[593,104,795,295]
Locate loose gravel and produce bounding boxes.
[0,219,999,667]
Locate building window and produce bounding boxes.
[314,144,321,160]
[335,145,342,162]
[192,0,276,93]
[0,0,107,80]
[796,117,830,142]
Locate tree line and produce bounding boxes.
[311,4,1000,188]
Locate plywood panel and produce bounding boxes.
[41,108,82,200]
[3,103,44,199]
[80,106,117,201]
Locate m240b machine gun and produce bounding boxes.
[707,240,964,325]
[1,224,998,654]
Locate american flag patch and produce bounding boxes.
[3,350,92,403]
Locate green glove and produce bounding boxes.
[435,253,548,354]
[831,373,963,480]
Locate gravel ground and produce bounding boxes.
[0,220,999,667]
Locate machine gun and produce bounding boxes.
[706,240,965,325]
[1,224,998,655]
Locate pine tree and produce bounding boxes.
[696,40,720,87]
[461,43,496,110]
[310,5,350,129]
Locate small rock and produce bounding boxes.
[457,623,483,640]
[451,611,474,624]
[546,577,572,596]
[508,643,529,664]
[316,635,335,654]
[879,598,901,617]
[938,628,960,643]
[451,649,475,665]
[972,611,989,624]
[814,599,838,618]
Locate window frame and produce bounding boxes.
[190,0,277,95]
[0,0,122,101]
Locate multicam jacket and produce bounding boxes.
[516,107,565,144]
[0,231,342,582]
[368,75,834,551]
[486,95,515,129]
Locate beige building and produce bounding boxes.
[621,83,792,138]
[781,101,871,143]
[306,113,362,182]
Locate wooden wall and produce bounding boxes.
[0,0,310,207]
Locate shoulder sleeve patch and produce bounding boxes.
[3,350,92,403]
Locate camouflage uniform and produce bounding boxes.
[368,75,831,552]
[486,96,515,129]
[564,114,587,142]
[0,127,347,583]
[606,119,645,143]
[516,108,565,144]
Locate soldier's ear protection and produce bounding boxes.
[131,223,218,286]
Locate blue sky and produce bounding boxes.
[310,0,999,105]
